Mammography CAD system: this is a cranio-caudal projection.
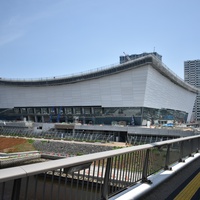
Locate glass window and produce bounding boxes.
[94,107,102,115]
[27,108,34,114]
[58,107,63,115]
[14,108,20,114]
[21,108,26,114]
[75,107,81,115]
[84,108,91,115]
[42,108,48,114]
[104,108,118,116]
[122,107,142,117]
[66,108,72,114]
[35,108,41,114]
[50,108,55,114]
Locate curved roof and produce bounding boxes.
[0,55,198,93]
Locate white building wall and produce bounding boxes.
[0,66,148,108]
[0,64,196,121]
[144,66,196,120]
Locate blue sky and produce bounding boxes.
[0,0,200,79]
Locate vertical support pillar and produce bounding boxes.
[91,107,94,115]
[82,107,84,115]
[101,158,111,200]
[41,116,44,123]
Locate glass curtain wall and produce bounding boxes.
[7,106,188,125]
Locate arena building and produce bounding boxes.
[0,53,198,126]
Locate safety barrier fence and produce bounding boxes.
[0,127,115,143]
[0,135,200,200]
[0,127,180,145]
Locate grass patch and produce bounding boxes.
[27,139,35,144]
[112,146,123,150]
[3,141,36,153]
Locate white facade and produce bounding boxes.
[0,55,198,124]
[0,65,197,122]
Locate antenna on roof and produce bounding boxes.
[123,52,131,61]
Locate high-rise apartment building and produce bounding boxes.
[184,60,200,121]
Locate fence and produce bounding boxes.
[0,127,115,143]
[0,135,200,200]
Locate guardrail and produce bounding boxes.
[0,135,200,200]
[0,127,116,143]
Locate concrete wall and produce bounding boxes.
[0,154,41,168]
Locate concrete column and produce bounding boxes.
[41,116,44,123]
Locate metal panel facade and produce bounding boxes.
[0,65,148,108]
[0,64,196,121]
[144,67,196,120]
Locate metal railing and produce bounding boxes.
[0,135,200,200]
[0,127,116,143]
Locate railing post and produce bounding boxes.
[141,149,152,184]
[189,139,194,157]
[164,144,172,170]
[197,137,200,153]
[101,157,111,200]
[179,141,185,162]
[11,178,21,200]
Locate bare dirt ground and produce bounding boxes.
[0,136,127,153]
[0,137,35,153]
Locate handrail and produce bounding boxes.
[1,134,199,183]
[0,134,200,199]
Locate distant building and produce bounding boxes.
[120,52,162,64]
[184,59,200,121]
[0,53,198,125]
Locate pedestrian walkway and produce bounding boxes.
[169,169,200,200]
